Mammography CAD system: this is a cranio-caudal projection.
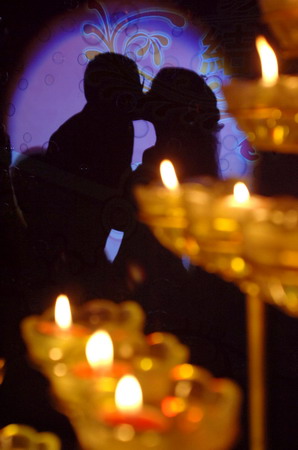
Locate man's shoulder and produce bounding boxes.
[52,110,85,137]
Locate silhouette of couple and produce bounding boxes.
[13,51,221,307]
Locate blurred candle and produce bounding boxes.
[102,375,169,431]
[256,35,278,86]
[55,295,72,330]
[116,375,142,414]
[232,182,250,206]
[36,295,85,337]
[211,182,256,236]
[73,330,129,378]
[86,330,114,371]
[160,160,179,190]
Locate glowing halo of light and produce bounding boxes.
[5,0,252,179]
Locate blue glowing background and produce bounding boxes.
[6,0,257,175]
[5,0,258,260]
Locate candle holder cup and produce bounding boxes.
[243,196,298,317]
[183,180,254,282]
[259,0,298,59]
[223,77,298,153]
[21,306,88,377]
[0,424,61,450]
[135,179,253,282]
[66,364,241,450]
[134,184,202,262]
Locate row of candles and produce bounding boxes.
[21,294,242,450]
[143,158,298,318]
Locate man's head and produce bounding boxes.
[84,52,143,115]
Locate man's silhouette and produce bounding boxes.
[46,52,143,188]
[13,52,144,304]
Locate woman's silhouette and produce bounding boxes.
[135,67,221,184]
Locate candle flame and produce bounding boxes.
[160,160,179,190]
[85,330,114,370]
[256,36,278,86]
[233,182,250,204]
[55,295,72,330]
[115,375,143,414]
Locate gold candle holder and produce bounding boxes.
[243,196,298,317]
[70,364,241,450]
[0,424,61,449]
[134,180,216,264]
[21,296,88,378]
[223,76,298,153]
[184,179,255,281]
[134,183,189,259]
[223,36,298,154]
[259,0,298,59]
[22,299,242,450]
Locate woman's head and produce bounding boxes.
[145,68,221,179]
[145,67,220,133]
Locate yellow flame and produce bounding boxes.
[256,36,278,86]
[160,160,179,190]
[233,182,250,204]
[115,375,143,414]
[54,295,72,330]
[85,330,114,370]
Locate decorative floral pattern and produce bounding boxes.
[83,1,185,85]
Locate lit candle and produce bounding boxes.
[72,330,130,378]
[185,180,264,278]
[101,375,169,432]
[21,295,88,372]
[198,181,251,240]
[256,35,278,87]
[36,295,86,337]
[223,36,298,152]
[86,330,114,370]
[160,159,179,190]
[227,181,250,208]
[55,295,72,330]
[211,181,266,230]
[134,159,188,259]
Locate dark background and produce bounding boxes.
[1,1,298,450]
